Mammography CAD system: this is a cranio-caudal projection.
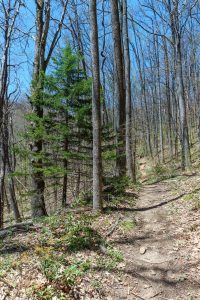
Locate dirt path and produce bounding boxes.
[0,176,199,299]
[109,181,200,300]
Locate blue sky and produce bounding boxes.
[2,0,152,99]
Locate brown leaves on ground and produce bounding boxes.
[0,171,200,299]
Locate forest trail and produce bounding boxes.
[109,179,200,300]
[0,173,199,300]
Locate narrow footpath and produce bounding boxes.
[109,180,200,300]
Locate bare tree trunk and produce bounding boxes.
[62,114,68,207]
[123,0,136,182]
[155,36,164,163]
[110,0,126,176]
[30,0,48,218]
[101,0,109,125]
[170,1,191,170]
[89,0,102,211]
[131,27,153,158]
[0,0,22,226]
[70,0,87,75]
[4,113,21,222]
[163,36,173,159]
[176,41,191,169]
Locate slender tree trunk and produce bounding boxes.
[0,0,22,226]
[89,0,102,211]
[110,0,126,176]
[156,38,164,163]
[30,0,47,217]
[101,0,109,125]
[176,40,191,169]
[170,1,191,170]
[62,113,68,207]
[163,37,173,158]
[131,29,153,158]
[123,0,135,182]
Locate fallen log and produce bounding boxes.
[0,222,35,239]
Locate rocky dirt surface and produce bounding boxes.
[102,172,200,300]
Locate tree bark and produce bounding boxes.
[170,1,191,170]
[123,0,136,182]
[110,0,126,176]
[89,0,103,211]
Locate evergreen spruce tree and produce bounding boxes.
[26,45,92,209]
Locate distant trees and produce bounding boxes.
[0,0,199,226]
[129,0,199,169]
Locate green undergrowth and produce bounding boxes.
[145,162,178,184]
[183,189,200,209]
[119,218,137,232]
[95,246,123,271]
[0,210,126,300]
[105,176,140,200]
[0,176,140,299]
[143,142,199,185]
[0,254,15,279]
[104,176,131,194]
[72,176,140,209]
[32,285,67,300]
[31,212,125,298]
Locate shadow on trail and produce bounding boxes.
[94,259,200,289]
[114,232,181,246]
[104,187,200,213]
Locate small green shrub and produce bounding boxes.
[153,164,168,176]
[104,176,130,195]
[32,285,67,300]
[40,255,91,288]
[40,257,61,281]
[95,246,123,271]
[120,219,136,231]
[72,190,92,208]
[62,260,91,286]
[184,190,200,209]
[63,226,102,252]
[90,279,102,289]
[107,246,123,262]
[146,163,176,183]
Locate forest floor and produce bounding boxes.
[0,154,200,299]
